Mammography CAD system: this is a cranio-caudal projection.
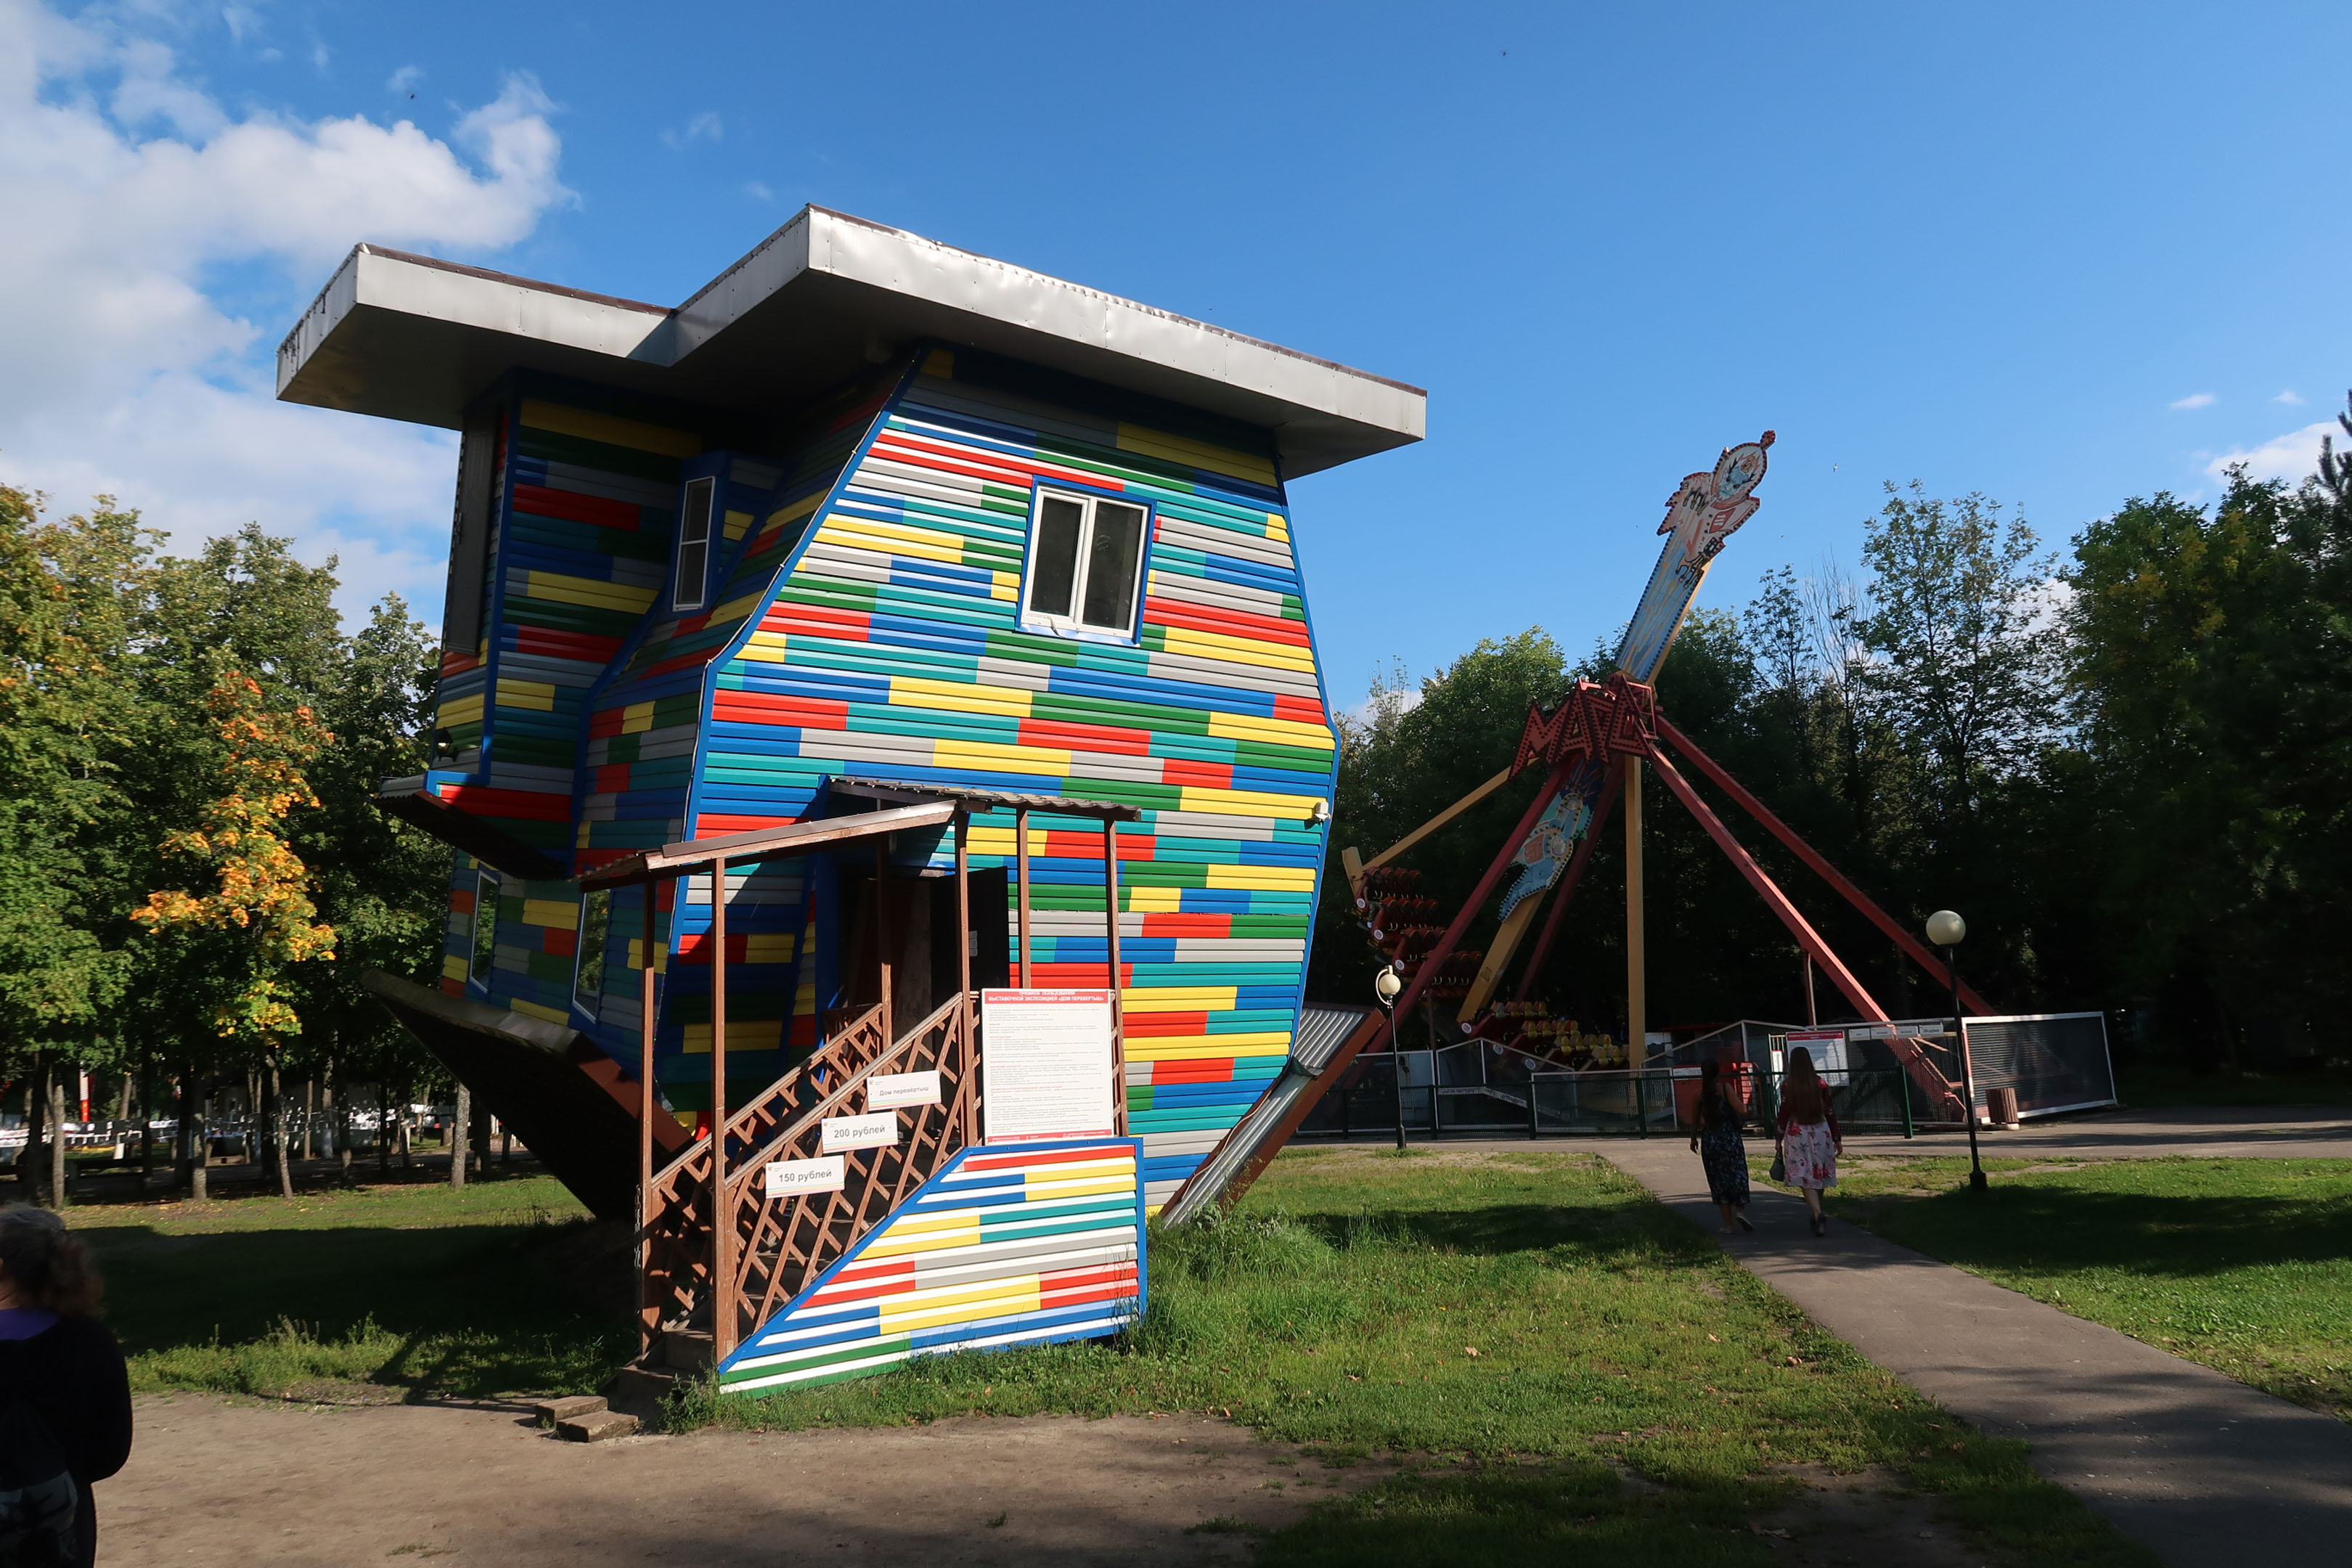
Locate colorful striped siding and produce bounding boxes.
[570,391,885,1109]
[716,1138,1145,1395]
[695,354,1336,1209]
[422,356,1336,1189]
[437,390,698,1029]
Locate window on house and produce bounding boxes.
[674,475,715,612]
[1023,490,1148,637]
[573,888,610,1012]
[470,870,499,986]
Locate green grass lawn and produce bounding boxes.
[691,1147,2150,1567]
[57,1167,630,1401]
[1825,1155,2352,1421]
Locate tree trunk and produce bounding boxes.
[48,1066,71,1208]
[450,1082,470,1189]
[270,1062,295,1199]
[302,1076,317,1161]
[398,1082,412,1170]
[189,1072,209,1202]
[23,1062,47,1201]
[115,1071,133,1127]
[139,1055,155,1191]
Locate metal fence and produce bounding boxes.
[1297,1052,1940,1140]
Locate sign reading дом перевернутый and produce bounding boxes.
[980,988,1115,1144]
[867,1069,942,1110]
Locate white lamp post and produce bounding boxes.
[1925,910,1987,1194]
[1373,965,1407,1151]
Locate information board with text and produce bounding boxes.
[980,988,1116,1143]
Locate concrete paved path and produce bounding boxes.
[1839,1104,2352,1161]
[1593,1138,2352,1568]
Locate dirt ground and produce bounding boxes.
[99,1395,1389,1566]
[100,1395,2002,1567]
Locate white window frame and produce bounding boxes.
[469,870,499,988]
[673,475,716,613]
[1018,487,1151,642]
[572,887,611,1014]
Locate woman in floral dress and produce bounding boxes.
[1686,1061,1753,1233]
[1776,1045,1842,1237]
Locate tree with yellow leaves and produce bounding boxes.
[134,671,336,1199]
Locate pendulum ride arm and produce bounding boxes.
[1652,715,1997,1017]
[1508,757,1627,1005]
[1641,747,1965,1119]
[1342,767,1516,900]
[1366,755,1579,1055]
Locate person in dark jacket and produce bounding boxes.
[0,1205,132,1568]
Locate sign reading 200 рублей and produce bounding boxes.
[979,988,1116,1144]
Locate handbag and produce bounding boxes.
[1768,1149,1787,1185]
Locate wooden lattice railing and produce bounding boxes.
[638,994,979,1355]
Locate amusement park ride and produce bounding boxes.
[1339,433,1995,1127]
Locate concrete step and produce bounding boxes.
[605,1365,682,1421]
[662,1330,714,1371]
[534,1395,609,1426]
[557,1408,641,1442]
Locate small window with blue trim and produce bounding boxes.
[1022,488,1148,640]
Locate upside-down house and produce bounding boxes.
[276,207,1423,1387]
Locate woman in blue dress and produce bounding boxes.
[1686,1060,1753,1233]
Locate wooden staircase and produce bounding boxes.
[631,990,979,1373]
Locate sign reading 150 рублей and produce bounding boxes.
[980,988,1115,1143]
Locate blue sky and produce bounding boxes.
[7,1,2348,704]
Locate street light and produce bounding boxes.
[1373,964,1408,1151]
[1926,910,1988,1194]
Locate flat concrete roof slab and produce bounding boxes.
[277,206,1424,478]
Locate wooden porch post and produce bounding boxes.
[1015,807,1032,987]
[954,811,975,1146]
[637,880,657,1360]
[709,856,732,1361]
[1102,817,1126,1136]
[874,838,894,1048]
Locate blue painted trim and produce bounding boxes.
[678,359,924,846]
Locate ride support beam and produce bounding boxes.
[1654,715,1996,1017]
[1644,747,1965,1118]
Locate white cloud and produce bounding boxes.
[661,110,722,150]
[2203,421,2337,486]
[745,179,773,200]
[2274,389,2305,405]
[385,64,420,94]
[0,2,571,632]
[2169,393,2216,410]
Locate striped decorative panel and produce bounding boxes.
[715,1138,1146,1395]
